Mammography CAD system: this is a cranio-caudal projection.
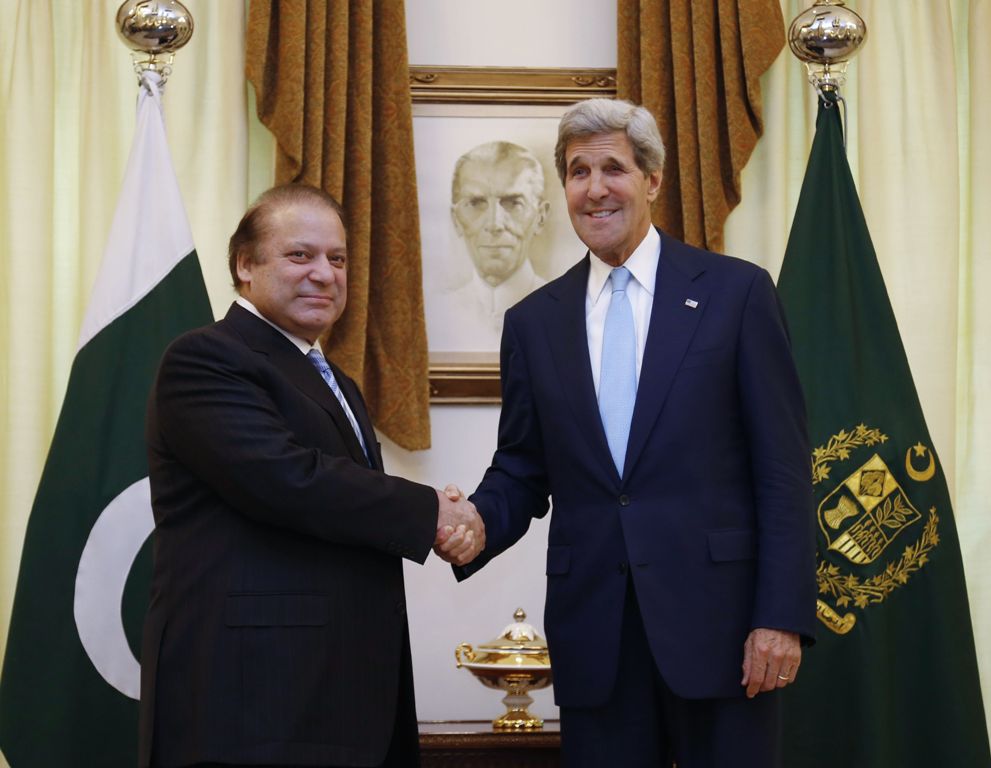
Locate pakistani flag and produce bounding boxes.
[777,92,991,766]
[0,71,212,766]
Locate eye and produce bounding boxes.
[501,197,525,212]
[286,250,310,263]
[569,166,588,179]
[462,196,486,210]
[329,253,347,268]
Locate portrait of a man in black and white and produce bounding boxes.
[444,141,551,348]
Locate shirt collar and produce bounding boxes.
[587,225,661,306]
[235,296,318,356]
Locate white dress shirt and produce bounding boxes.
[585,226,660,396]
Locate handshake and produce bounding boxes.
[433,484,485,567]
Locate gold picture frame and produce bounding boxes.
[410,65,617,106]
[411,66,616,403]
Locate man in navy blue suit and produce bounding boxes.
[456,99,816,767]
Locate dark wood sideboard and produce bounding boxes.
[419,720,561,767]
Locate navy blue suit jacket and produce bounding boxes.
[462,231,816,706]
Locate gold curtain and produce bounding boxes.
[617,0,784,251]
[245,0,431,450]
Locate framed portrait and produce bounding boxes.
[411,67,617,402]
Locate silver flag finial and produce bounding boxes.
[116,0,194,84]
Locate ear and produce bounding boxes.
[533,199,551,234]
[646,169,663,203]
[450,204,465,237]
[235,250,254,288]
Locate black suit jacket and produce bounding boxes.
[138,303,438,767]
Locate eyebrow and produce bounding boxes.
[568,154,628,171]
[284,240,316,250]
[281,240,347,256]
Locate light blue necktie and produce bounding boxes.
[306,349,370,462]
[598,267,637,476]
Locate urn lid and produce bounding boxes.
[477,608,547,653]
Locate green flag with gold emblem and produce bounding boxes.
[777,93,990,766]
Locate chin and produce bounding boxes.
[296,315,337,339]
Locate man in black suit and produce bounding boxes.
[139,184,482,768]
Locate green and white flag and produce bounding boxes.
[0,70,212,766]
[778,93,990,766]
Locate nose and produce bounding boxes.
[309,255,337,284]
[588,170,608,200]
[484,198,507,231]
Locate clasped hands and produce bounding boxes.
[433,484,485,566]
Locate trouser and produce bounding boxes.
[560,577,781,768]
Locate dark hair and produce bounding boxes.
[228,184,346,289]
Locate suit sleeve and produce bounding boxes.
[457,310,551,579]
[736,268,818,643]
[148,329,438,563]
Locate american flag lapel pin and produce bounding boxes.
[684,298,699,309]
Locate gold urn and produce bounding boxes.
[455,608,553,731]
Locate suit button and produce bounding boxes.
[618,562,628,575]
[396,601,406,615]
[619,494,631,506]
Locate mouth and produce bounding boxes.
[586,209,617,220]
[299,294,333,304]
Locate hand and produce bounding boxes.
[741,628,801,698]
[434,484,485,566]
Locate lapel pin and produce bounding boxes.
[684,299,699,309]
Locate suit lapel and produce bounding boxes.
[624,233,708,479]
[224,304,371,467]
[545,256,618,478]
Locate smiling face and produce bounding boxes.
[451,156,549,286]
[563,130,661,267]
[236,200,348,343]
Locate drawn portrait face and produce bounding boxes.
[451,142,551,286]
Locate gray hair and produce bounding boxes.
[554,98,665,184]
[451,141,546,201]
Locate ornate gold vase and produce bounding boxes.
[455,608,553,731]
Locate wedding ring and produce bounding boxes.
[777,674,790,681]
